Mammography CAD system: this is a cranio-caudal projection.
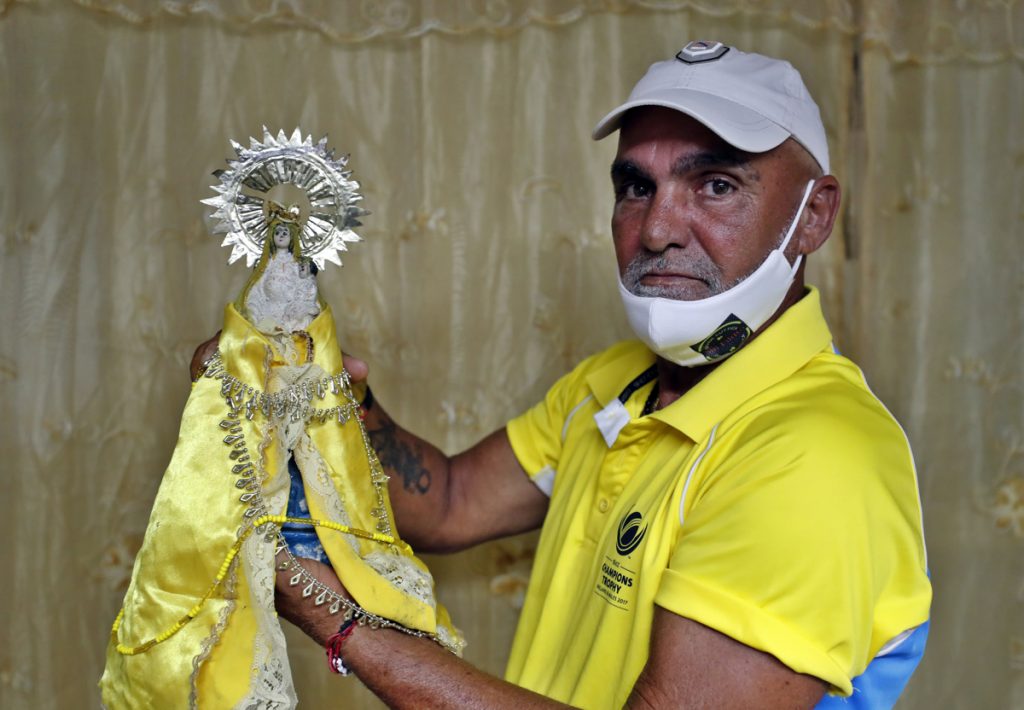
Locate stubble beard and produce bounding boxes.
[622,224,790,301]
[621,250,726,300]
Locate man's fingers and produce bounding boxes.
[189,330,222,382]
[342,353,369,382]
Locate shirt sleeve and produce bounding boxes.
[506,348,610,496]
[655,401,932,696]
[506,373,574,496]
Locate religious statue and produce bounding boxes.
[100,129,463,709]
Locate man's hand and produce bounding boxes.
[341,353,369,382]
[274,553,351,647]
[189,331,221,382]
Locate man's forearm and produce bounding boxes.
[361,400,458,552]
[344,625,573,710]
[361,396,548,554]
[275,558,567,708]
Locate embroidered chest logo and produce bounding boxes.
[596,509,648,610]
[615,510,648,556]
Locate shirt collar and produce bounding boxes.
[586,287,833,442]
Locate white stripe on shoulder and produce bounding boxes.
[876,625,919,657]
[531,465,556,497]
[561,394,594,443]
[854,367,929,569]
[530,395,593,500]
[679,424,719,525]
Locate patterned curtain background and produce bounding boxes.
[0,1,1020,707]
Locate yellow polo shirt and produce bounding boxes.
[504,288,930,708]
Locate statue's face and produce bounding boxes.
[272,224,291,249]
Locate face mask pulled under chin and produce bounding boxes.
[618,180,815,368]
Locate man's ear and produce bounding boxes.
[797,176,841,255]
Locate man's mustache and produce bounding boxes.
[622,249,724,293]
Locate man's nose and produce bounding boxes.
[640,188,693,252]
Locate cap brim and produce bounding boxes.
[592,89,790,154]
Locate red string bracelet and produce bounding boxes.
[326,617,359,676]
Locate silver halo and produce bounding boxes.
[202,127,367,270]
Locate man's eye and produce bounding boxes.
[619,182,652,200]
[707,178,733,196]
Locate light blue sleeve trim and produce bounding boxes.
[814,621,930,710]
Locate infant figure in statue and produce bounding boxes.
[243,217,321,338]
[101,130,462,710]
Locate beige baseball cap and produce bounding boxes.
[593,41,830,174]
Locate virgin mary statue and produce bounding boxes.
[100,130,462,709]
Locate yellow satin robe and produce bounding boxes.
[100,303,461,709]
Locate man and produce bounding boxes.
[212,42,931,708]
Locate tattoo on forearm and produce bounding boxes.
[367,419,432,495]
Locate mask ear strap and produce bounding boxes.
[779,179,816,274]
[779,180,816,252]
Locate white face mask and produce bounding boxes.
[619,180,815,367]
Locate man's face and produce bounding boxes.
[611,107,811,301]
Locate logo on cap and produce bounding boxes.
[676,40,729,64]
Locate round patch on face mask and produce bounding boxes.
[690,314,752,361]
